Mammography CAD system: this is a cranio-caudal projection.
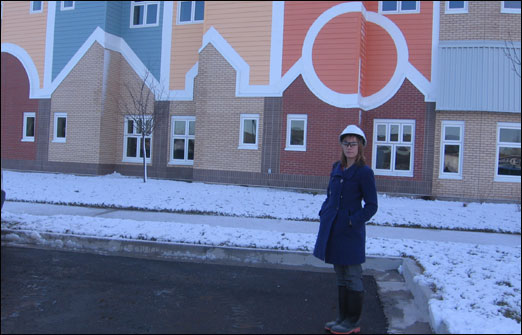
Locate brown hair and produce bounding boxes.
[340,135,366,168]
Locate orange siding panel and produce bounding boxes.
[363,22,397,97]
[312,13,362,94]
[1,1,48,89]
[204,1,272,85]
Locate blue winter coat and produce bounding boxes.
[313,161,378,265]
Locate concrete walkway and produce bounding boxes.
[3,201,520,246]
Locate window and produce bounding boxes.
[30,1,43,13]
[22,112,36,142]
[445,1,468,14]
[372,120,415,176]
[177,1,204,24]
[53,113,67,143]
[285,114,307,151]
[379,1,420,14]
[131,1,159,28]
[170,116,195,165]
[501,1,521,13]
[123,117,152,163]
[439,121,464,179]
[61,1,75,11]
[239,114,259,150]
[495,123,521,182]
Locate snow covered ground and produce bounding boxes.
[1,170,521,334]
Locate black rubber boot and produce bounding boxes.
[330,290,364,334]
[324,286,347,331]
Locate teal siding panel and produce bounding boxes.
[53,1,108,80]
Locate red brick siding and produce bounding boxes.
[1,52,38,160]
[281,76,360,176]
[281,77,428,181]
[364,79,428,181]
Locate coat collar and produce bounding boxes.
[332,161,359,180]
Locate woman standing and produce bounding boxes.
[313,125,378,334]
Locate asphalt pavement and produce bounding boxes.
[1,246,387,334]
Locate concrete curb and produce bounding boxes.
[1,228,436,333]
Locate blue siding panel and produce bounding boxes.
[53,1,163,83]
[119,2,163,81]
[53,1,108,80]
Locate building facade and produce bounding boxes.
[1,1,520,202]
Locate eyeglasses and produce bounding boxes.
[341,141,358,148]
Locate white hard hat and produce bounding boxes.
[339,125,366,146]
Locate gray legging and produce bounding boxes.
[334,264,364,292]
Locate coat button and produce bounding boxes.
[340,179,344,183]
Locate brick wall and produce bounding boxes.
[194,44,264,173]
[440,1,521,41]
[433,111,521,202]
[48,42,105,164]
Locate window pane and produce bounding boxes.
[500,128,521,143]
[63,1,73,8]
[127,120,134,134]
[403,125,412,142]
[504,1,521,9]
[243,119,256,144]
[188,139,195,160]
[57,117,66,138]
[146,4,158,24]
[445,126,460,141]
[290,120,304,145]
[189,121,195,135]
[376,145,391,169]
[174,121,185,135]
[174,139,185,159]
[33,1,42,11]
[127,137,137,157]
[382,1,397,11]
[448,1,465,9]
[195,1,204,20]
[180,1,192,22]
[395,146,411,170]
[401,1,417,10]
[443,144,460,173]
[377,125,386,141]
[498,147,521,176]
[133,5,144,25]
[390,125,399,142]
[140,138,151,158]
[26,117,35,137]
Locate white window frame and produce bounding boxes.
[53,113,67,143]
[177,1,204,25]
[379,1,420,14]
[285,114,307,152]
[30,1,43,13]
[372,119,415,177]
[130,1,160,28]
[123,116,153,163]
[238,114,259,150]
[439,121,464,179]
[495,122,521,182]
[170,116,195,165]
[445,1,468,14]
[60,1,75,11]
[501,1,521,14]
[22,112,36,142]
